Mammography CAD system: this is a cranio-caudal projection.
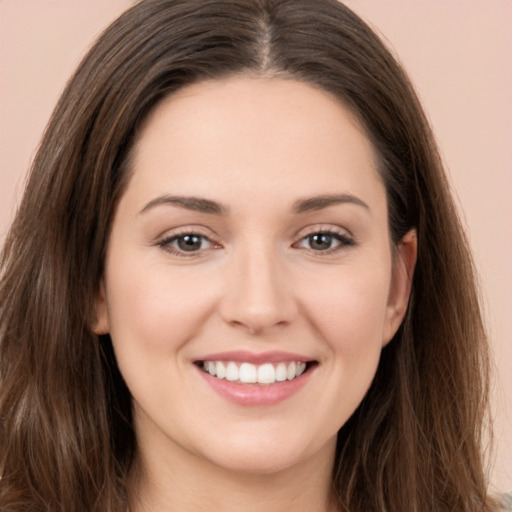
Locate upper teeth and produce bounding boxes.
[202,361,307,384]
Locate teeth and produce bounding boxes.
[286,362,297,380]
[239,363,257,383]
[216,361,226,379]
[201,360,309,384]
[257,363,275,384]
[225,362,239,381]
[275,362,287,382]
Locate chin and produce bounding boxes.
[196,428,335,477]
[208,448,307,476]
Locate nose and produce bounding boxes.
[219,243,297,335]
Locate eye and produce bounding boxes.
[158,232,217,255]
[295,231,354,253]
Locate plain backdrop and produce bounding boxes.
[0,0,511,492]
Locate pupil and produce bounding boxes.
[178,235,202,251]
[310,234,332,250]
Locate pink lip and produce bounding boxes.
[196,350,314,364]
[194,351,317,406]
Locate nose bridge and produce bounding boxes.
[220,235,295,333]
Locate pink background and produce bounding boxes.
[1,0,510,491]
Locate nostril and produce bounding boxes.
[224,316,291,336]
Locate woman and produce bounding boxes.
[0,0,504,510]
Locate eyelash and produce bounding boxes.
[157,229,355,257]
[157,230,216,257]
[294,229,355,254]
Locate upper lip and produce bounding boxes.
[195,350,316,364]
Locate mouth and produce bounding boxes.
[195,360,317,385]
[194,352,318,405]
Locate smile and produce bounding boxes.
[200,360,308,384]
[194,351,317,405]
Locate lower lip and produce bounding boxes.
[196,366,314,406]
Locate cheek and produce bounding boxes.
[103,260,222,422]
[282,267,391,435]
[104,255,218,363]
[302,269,390,348]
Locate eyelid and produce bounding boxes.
[294,224,354,240]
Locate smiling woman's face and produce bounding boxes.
[94,76,415,477]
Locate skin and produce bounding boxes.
[94,76,416,512]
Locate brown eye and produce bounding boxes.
[159,233,215,255]
[177,234,204,252]
[308,233,335,251]
[295,231,354,253]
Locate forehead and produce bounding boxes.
[126,76,384,212]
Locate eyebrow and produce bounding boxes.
[139,195,227,215]
[291,193,369,214]
[139,193,369,216]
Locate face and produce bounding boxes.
[95,76,415,477]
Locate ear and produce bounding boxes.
[92,281,110,335]
[382,229,417,346]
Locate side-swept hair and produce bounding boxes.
[0,1,498,510]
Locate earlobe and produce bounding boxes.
[92,281,110,335]
[382,229,417,345]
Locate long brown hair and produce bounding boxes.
[0,1,499,510]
